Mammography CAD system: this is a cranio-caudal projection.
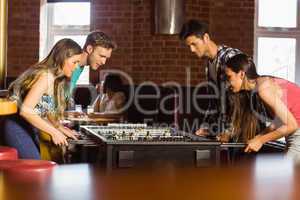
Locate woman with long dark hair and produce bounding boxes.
[225,54,300,161]
[3,39,82,159]
[93,73,126,113]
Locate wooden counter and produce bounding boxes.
[1,153,299,200]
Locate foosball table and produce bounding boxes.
[74,124,246,168]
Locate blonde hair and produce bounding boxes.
[8,38,82,119]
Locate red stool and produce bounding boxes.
[0,146,18,160]
[0,159,57,183]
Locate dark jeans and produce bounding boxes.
[2,114,40,159]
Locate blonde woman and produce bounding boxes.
[3,39,82,159]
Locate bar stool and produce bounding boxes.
[0,146,18,160]
[0,98,17,116]
[0,160,57,183]
[0,98,17,145]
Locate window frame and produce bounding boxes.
[40,0,90,60]
[254,0,300,85]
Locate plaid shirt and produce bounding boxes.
[203,45,243,134]
[207,45,242,85]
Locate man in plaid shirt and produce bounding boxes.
[179,19,242,136]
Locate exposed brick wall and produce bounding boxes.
[7,0,40,78]
[7,0,254,86]
[209,0,254,55]
[90,0,135,84]
[91,0,211,85]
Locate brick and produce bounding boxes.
[8,0,254,85]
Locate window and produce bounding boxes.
[254,0,300,84]
[40,0,91,84]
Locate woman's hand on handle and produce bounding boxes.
[51,131,68,146]
[59,126,78,140]
[245,135,264,153]
[216,133,231,143]
[195,128,209,136]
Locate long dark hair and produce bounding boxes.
[226,54,266,142]
[103,74,124,94]
[226,54,259,80]
[8,38,82,119]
